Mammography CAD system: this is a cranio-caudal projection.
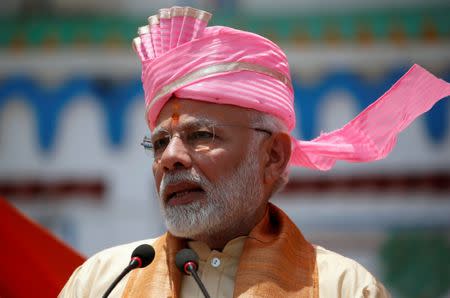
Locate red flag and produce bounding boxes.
[0,197,85,297]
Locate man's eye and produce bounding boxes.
[152,137,170,151]
[188,130,214,142]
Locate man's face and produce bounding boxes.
[152,98,267,239]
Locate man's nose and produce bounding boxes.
[159,136,192,171]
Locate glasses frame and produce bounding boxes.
[140,124,272,158]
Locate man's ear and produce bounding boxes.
[263,132,291,185]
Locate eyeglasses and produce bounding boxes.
[141,121,272,159]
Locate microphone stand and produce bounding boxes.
[185,262,211,298]
[102,259,140,298]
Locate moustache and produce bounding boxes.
[159,169,208,199]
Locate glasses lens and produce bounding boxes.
[150,132,171,157]
[141,136,153,155]
[185,124,215,152]
[141,123,217,158]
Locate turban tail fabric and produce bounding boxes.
[133,7,450,171]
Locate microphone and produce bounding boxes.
[102,244,155,298]
[175,248,211,298]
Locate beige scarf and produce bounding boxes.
[122,203,318,297]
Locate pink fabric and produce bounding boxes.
[159,16,171,53]
[295,64,450,170]
[133,38,145,61]
[149,22,161,57]
[138,29,154,60]
[170,16,184,48]
[173,70,294,127]
[134,7,450,171]
[142,26,293,129]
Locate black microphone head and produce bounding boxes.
[175,248,199,274]
[131,244,155,268]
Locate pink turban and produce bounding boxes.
[133,7,450,171]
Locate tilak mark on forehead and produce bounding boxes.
[171,101,180,128]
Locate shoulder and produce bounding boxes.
[83,238,157,270]
[315,245,390,298]
[59,238,160,298]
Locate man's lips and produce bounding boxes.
[163,181,205,206]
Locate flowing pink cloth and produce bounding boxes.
[133,7,450,170]
[294,65,450,170]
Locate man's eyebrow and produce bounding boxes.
[151,126,168,137]
[151,117,218,135]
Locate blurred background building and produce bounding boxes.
[1,0,449,297]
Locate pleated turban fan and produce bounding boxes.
[133,7,450,171]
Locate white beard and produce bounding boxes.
[158,146,264,239]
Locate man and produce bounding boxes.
[60,6,449,297]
